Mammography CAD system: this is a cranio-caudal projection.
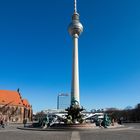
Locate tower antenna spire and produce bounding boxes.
[74,0,77,13]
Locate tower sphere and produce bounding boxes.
[68,13,83,37]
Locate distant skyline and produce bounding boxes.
[0,0,140,112]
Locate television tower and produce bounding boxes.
[68,0,83,107]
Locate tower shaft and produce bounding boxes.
[68,0,83,107]
[71,34,80,106]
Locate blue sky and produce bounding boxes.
[0,0,140,112]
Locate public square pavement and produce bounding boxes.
[0,123,140,140]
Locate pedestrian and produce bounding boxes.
[0,120,5,128]
[23,119,27,127]
[98,119,102,128]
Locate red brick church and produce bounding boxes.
[0,90,32,123]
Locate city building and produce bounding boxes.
[57,93,70,109]
[0,90,32,123]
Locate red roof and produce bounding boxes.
[0,90,30,107]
